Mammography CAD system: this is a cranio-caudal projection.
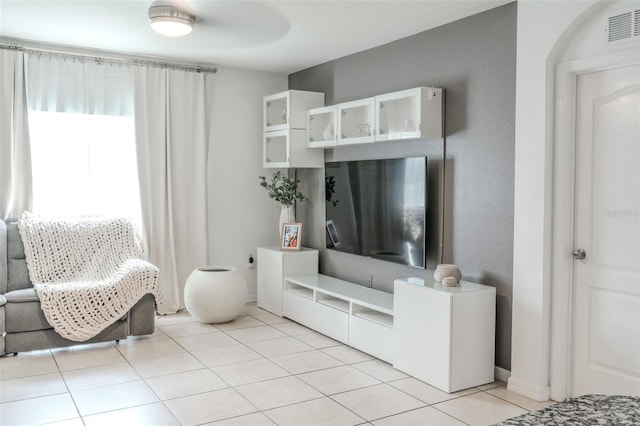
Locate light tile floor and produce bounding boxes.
[0,304,554,426]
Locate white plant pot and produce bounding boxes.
[184,266,247,323]
[279,205,295,237]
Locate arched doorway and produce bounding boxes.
[509,0,639,403]
[550,2,640,400]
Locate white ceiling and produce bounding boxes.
[0,0,510,74]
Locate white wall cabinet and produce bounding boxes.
[306,87,443,148]
[375,87,443,141]
[263,90,324,168]
[393,277,496,393]
[256,247,318,317]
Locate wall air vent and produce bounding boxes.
[605,7,640,44]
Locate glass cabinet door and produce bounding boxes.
[263,130,288,167]
[307,105,337,148]
[263,130,323,168]
[264,92,289,132]
[338,98,375,145]
[264,90,325,132]
[375,87,443,141]
[376,88,422,141]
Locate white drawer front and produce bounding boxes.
[283,291,349,343]
[349,315,394,363]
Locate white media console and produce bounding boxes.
[393,277,496,392]
[284,274,395,364]
[256,247,496,393]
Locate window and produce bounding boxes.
[28,110,141,222]
[26,53,140,222]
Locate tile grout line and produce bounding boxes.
[2,306,538,426]
[429,403,473,426]
[160,318,387,426]
[107,339,181,425]
[482,387,552,413]
[50,347,87,425]
[221,311,382,425]
[124,324,249,425]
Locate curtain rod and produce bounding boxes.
[0,42,218,74]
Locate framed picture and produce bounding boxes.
[281,223,302,251]
[326,220,341,248]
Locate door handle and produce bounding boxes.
[572,249,586,260]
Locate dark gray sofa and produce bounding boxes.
[0,218,156,355]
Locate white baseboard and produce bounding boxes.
[246,295,257,303]
[507,376,551,401]
[494,366,511,383]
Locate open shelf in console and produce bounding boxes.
[316,292,349,312]
[352,304,393,328]
[284,281,314,300]
[284,273,396,364]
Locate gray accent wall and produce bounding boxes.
[288,3,516,371]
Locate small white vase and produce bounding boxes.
[279,205,295,237]
[434,264,462,286]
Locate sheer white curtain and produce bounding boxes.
[24,53,140,221]
[133,66,210,314]
[26,53,133,116]
[0,49,32,219]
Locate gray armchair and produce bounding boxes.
[0,219,156,355]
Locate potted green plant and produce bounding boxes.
[259,171,309,235]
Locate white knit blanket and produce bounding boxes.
[18,212,163,342]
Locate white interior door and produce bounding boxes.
[572,63,640,397]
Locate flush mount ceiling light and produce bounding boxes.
[148,3,195,37]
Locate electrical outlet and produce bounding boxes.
[248,253,255,269]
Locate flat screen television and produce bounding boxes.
[324,156,427,269]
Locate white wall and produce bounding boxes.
[207,68,287,301]
[509,0,638,401]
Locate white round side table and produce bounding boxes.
[184,266,247,323]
